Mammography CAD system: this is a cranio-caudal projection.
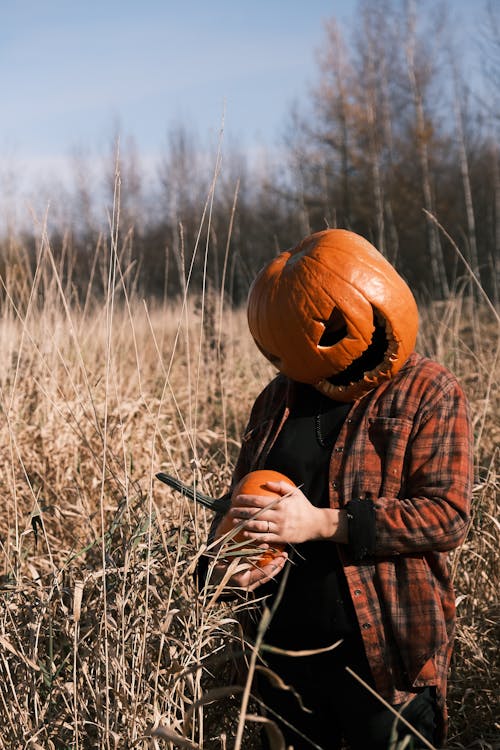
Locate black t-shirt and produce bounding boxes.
[262,382,359,649]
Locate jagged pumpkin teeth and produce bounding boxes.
[247,229,418,402]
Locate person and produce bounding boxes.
[201,229,472,750]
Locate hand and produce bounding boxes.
[210,549,288,592]
[229,480,348,545]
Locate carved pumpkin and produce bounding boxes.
[247,229,419,402]
[215,469,295,568]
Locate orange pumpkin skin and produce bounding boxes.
[215,469,295,568]
[247,229,419,402]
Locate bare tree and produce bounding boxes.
[451,65,480,284]
[314,19,355,227]
[404,0,449,297]
[351,0,404,257]
[479,2,500,302]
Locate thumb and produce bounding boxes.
[265,480,296,497]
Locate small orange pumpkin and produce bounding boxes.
[247,229,419,402]
[215,469,295,568]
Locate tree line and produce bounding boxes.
[1,0,499,305]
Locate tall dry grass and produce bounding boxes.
[0,220,498,749]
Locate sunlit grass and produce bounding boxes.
[0,222,498,749]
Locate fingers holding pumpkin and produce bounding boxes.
[232,515,278,538]
[228,500,280,539]
[210,549,288,592]
[230,480,296,513]
[244,552,289,590]
[229,491,279,519]
[264,480,301,500]
[232,482,327,544]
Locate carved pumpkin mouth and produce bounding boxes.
[315,307,402,399]
[256,306,399,396]
[326,309,388,387]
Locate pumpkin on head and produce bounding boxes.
[247,229,419,402]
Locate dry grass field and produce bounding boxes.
[0,229,498,749]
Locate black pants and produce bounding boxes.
[257,638,437,750]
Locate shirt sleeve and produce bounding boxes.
[345,496,377,560]
[369,379,473,556]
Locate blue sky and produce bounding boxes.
[1,2,351,169]
[0,0,486,197]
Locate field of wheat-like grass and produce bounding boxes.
[0,232,498,749]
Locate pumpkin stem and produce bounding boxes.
[156,473,230,513]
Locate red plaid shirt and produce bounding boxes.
[226,352,472,741]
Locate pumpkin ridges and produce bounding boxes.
[249,263,275,360]
[305,234,407,296]
[258,268,288,370]
[287,269,331,373]
[267,264,311,376]
[306,238,401,300]
[298,274,369,375]
[281,265,374,380]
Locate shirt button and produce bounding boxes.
[362,623,372,630]
[354,589,362,597]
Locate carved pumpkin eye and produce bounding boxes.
[318,308,348,348]
[328,309,388,386]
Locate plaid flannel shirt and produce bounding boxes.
[219,352,472,742]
